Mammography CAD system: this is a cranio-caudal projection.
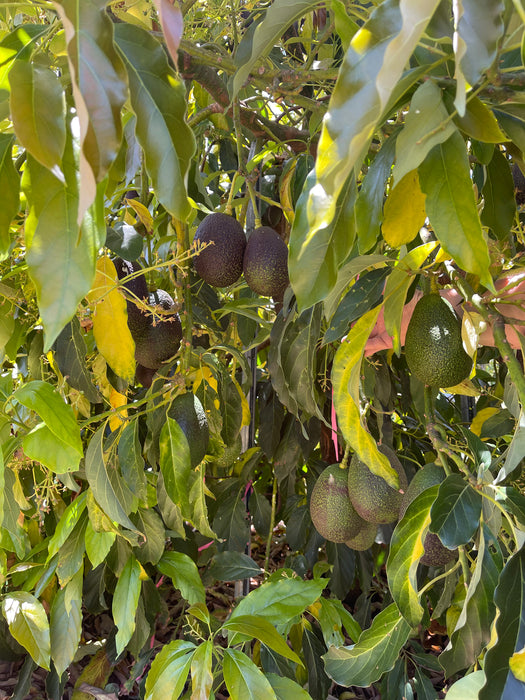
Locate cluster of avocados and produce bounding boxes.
[309,447,456,566]
[192,212,289,301]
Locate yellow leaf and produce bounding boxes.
[279,158,298,224]
[442,380,480,396]
[510,646,525,682]
[126,198,153,235]
[87,256,136,383]
[231,375,250,427]
[109,388,128,432]
[462,309,485,358]
[471,407,500,436]
[382,170,427,247]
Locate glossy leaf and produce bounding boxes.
[47,492,87,557]
[50,580,82,677]
[53,0,127,219]
[157,551,206,605]
[2,591,51,671]
[418,131,493,289]
[323,253,389,321]
[447,670,486,700]
[84,424,137,532]
[387,486,439,627]
[481,147,516,241]
[84,520,115,569]
[87,255,136,383]
[382,170,426,247]
[456,0,505,89]
[0,134,19,259]
[454,96,509,143]
[223,615,303,666]
[266,673,312,700]
[313,0,440,235]
[159,417,192,516]
[22,422,82,473]
[232,0,321,98]
[323,603,411,687]
[9,61,66,180]
[13,380,82,455]
[429,474,483,548]
[480,547,525,700]
[190,639,213,700]
[223,647,277,700]
[54,317,101,403]
[439,528,499,676]
[208,551,263,581]
[114,23,195,221]
[332,305,399,488]
[229,577,327,629]
[144,640,196,700]
[113,554,141,656]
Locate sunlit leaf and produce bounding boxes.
[159,417,192,516]
[144,640,196,700]
[454,96,509,143]
[157,551,206,606]
[266,674,312,700]
[223,615,303,666]
[113,554,141,656]
[2,591,51,671]
[190,639,213,700]
[223,648,278,700]
[0,135,19,259]
[382,170,426,247]
[481,147,516,241]
[429,474,482,548]
[50,580,82,677]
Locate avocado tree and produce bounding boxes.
[0,0,524,698]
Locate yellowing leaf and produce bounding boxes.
[471,407,500,436]
[442,380,480,397]
[232,375,250,428]
[87,256,135,383]
[510,646,525,682]
[462,309,485,358]
[126,198,153,235]
[109,388,128,432]
[279,158,298,224]
[382,171,427,247]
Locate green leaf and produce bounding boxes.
[208,551,263,581]
[232,0,322,98]
[332,305,399,488]
[190,639,213,700]
[159,417,192,520]
[418,131,493,289]
[84,520,115,569]
[322,603,411,687]
[393,81,456,184]
[47,492,87,557]
[22,423,82,474]
[131,507,165,565]
[481,147,516,241]
[480,547,525,700]
[387,486,440,627]
[13,380,82,455]
[447,670,486,700]
[0,134,19,260]
[266,673,312,700]
[229,578,327,629]
[313,0,440,236]
[2,591,51,671]
[113,553,142,656]
[456,0,505,89]
[429,473,483,549]
[493,485,525,527]
[223,648,277,700]
[53,0,127,216]
[331,0,359,52]
[494,106,525,153]
[54,317,102,404]
[118,420,147,502]
[439,527,500,677]
[84,425,137,532]
[289,170,357,311]
[303,626,332,699]
[223,615,303,666]
[0,445,3,532]
[144,639,196,700]
[56,516,86,587]
[213,488,250,552]
[114,23,195,221]
[323,253,389,321]
[157,551,206,605]
[9,61,66,180]
[50,580,82,677]
[454,96,509,143]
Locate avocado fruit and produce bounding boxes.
[310,463,367,543]
[243,226,289,300]
[133,289,182,370]
[114,257,150,339]
[168,392,209,468]
[399,463,457,567]
[347,445,408,524]
[404,293,472,387]
[345,520,378,551]
[512,163,525,206]
[193,212,246,287]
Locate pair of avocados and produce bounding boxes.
[192,212,289,301]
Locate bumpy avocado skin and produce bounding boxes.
[405,293,472,387]
[193,213,246,287]
[168,393,209,468]
[399,463,457,567]
[345,520,378,551]
[347,445,408,524]
[243,226,289,300]
[310,463,367,543]
[114,257,150,339]
[134,289,182,370]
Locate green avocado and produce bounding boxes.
[345,520,378,551]
[168,392,209,468]
[347,445,408,524]
[405,293,472,387]
[243,226,289,300]
[193,212,246,287]
[310,463,367,543]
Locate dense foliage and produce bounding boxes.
[0,0,524,698]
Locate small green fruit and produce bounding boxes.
[310,464,367,543]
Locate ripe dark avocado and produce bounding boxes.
[405,293,472,387]
[134,289,183,370]
[168,392,209,468]
[114,257,149,339]
[399,463,457,567]
[193,212,246,287]
[243,226,289,301]
[512,163,525,206]
[310,463,367,543]
[347,445,408,524]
